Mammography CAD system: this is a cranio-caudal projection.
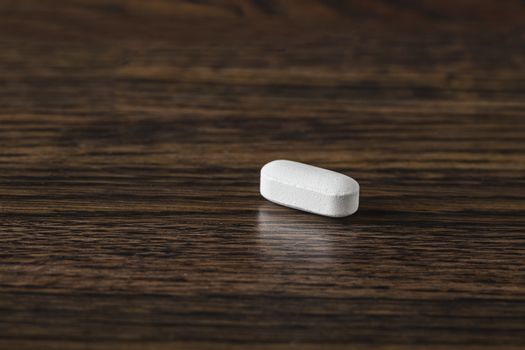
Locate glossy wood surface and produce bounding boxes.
[1,1,525,349]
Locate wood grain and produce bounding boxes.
[1,1,525,349]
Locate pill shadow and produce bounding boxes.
[257,201,362,228]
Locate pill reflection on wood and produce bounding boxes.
[256,205,336,263]
[260,160,359,218]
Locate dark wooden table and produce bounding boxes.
[1,1,525,349]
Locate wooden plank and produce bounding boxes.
[1,1,524,348]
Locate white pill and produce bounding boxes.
[260,160,359,218]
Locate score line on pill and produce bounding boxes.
[260,160,359,218]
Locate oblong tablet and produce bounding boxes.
[260,160,359,217]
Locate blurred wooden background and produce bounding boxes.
[1,1,525,349]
